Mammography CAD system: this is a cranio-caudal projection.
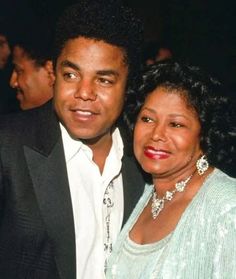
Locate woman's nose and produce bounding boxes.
[151,124,167,141]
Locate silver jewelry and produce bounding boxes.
[151,174,193,219]
[196,154,209,175]
[103,181,114,272]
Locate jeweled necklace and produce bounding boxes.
[151,174,193,219]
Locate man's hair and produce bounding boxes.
[0,18,11,44]
[13,24,53,67]
[53,0,144,87]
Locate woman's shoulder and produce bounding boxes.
[209,168,236,191]
[202,168,236,213]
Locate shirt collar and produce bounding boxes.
[60,123,124,164]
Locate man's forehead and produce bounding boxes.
[13,46,32,61]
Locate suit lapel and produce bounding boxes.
[23,102,76,279]
[24,139,76,279]
[119,123,146,226]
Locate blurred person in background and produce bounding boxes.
[142,40,173,66]
[0,31,11,70]
[0,20,19,114]
[10,25,54,110]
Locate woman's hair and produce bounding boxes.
[124,61,236,171]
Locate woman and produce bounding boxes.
[106,61,236,278]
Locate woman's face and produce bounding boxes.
[134,87,202,179]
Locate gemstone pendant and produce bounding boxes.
[151,196,164,219]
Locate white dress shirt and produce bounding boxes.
[60,124,124,279]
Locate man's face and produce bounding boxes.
[10,45,53,110]
[54,37,129,145]
[0,34,11,69]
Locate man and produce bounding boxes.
[0,32,10,70]
[0,1,145,279]
[9,26,54,110]
[0,25,20,114]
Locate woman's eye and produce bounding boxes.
[170,122,183,128]
[140,116,153,123]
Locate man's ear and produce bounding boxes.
[45,60,55,86]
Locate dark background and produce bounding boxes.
[1,0,236,94]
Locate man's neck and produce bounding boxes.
[84,134,113,174]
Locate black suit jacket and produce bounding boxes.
[0,101,145,279]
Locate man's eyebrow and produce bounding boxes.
[96,70,119,77]
[13,62,20,68]
[60,60,80,71]
[60,61,119,77]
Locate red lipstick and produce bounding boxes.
[144,146,170,160]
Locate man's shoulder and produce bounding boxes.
[0,100,52,126]
[0,101,57,143]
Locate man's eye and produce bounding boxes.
[98,78,114,86]
[63,72,77,80]
[15,68,23,74]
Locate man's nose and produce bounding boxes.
[9,70,18,89]
[74,79,97,101]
